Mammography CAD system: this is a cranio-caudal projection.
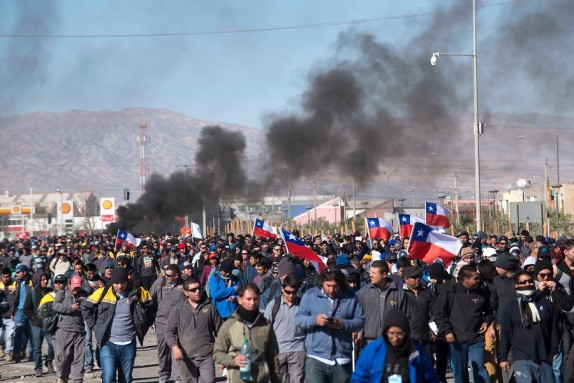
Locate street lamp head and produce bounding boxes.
[430,52,439,66]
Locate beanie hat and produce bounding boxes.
[495,253,519,270]
[428,263,445,281]
[532,259,553,279]
[219,258,233,274]
[336,254,351,267]
[111,268,129,284]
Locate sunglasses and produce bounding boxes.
[165,273,176,278]
[283,289,298,295]
[516,279,534,285]
[187,287,202,292]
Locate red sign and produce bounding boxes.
[101,214,115,223]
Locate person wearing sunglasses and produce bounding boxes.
[352,309,439,383]
[263,274,305,383]
[149,264,187,383]
[533,259,573,383]
[499,270,559,383]
[165,277,223,383]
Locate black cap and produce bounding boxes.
[111,268,129,284]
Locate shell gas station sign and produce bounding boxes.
[100,198,116,223]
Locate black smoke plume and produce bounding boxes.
[110,125,254,232]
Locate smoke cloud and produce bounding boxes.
[110,125,254,232]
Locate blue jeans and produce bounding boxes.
[84,321,94,368]
[100,340,136,383]
[1,318,15,353]
[30,324,54,372]
[513,360,555,383]
[13,309,29,360]
[449,341,490,383]
[304,356,351,383]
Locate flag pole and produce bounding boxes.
[114,229,120,251]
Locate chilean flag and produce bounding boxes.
[280,228,326,273]
[398,214,426,238]
[115,230,141,249]
[366,217,393,241]
[425,202,450,229]
[253,218,277,239]
[408,222,462,267]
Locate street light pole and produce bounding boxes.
[431,0,482,231]
[472,0,482,232]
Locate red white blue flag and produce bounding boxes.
[398,214,426,238]
[115,230,141,249]
[280,228,326,273]
[253,218,277,239]
[366,217,393,241]
[408,222,462,267]
[425,202,450,229]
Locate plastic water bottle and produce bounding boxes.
[239,338,252,381]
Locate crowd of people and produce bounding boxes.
[0,228,573,383]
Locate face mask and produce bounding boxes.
[516,285,535,296]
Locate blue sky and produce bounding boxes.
[0,0,507,129]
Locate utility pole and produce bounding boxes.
[313,178,317,223]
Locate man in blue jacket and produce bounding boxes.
[295,268,364,383]
[208,258,240,320]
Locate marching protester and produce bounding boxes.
[149,264,187,383]
[351,309,440,382]
[434,264,492,383]
[52,275,89,383]
[213,283,280,383]
[295,268,365,383]
[82,268,153,383]
[264,274,305,383]
[165,277,222,383]
[498,270,560,383]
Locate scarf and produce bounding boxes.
[237,306,259,324]
[516,290,541,327]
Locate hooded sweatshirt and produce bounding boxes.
[23,271,51,327]
[350,309,440,383]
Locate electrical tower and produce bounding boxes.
[138,121,149,192]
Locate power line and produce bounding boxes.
[0,0,531,39]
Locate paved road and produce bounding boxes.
[0,330,456,382]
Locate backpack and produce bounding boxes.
[270,296,300,325]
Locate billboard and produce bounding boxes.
[100,198,116,223]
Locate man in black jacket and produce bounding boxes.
[435,265,492,383]
[499,271,559,383]
[402,266,434,359]
[489,252,520,382]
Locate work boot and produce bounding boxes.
[0,346,5,358]
[4,353,12,362]
[47,361,55,374]
[35,369,43,377]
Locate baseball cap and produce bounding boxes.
[70,275,82,289]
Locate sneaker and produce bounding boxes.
[56,377,67,383]
[35,370,43,377]
[47,362,55,374]
[4,353,12,362]
[85,366,93,373]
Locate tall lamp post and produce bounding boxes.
[551,184,562,236]
[431,0,482,231]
